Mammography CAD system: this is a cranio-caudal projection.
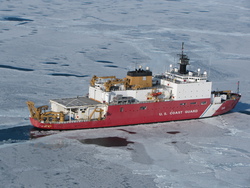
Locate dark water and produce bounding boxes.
[42,62,58,65]
[0,126,62,144]
[167,131,180,135]
[104,65,118,68]
[79,137,134,147]
[0,126,135,147]
[96,60,114,64]
[0,125,33,143]
[49,73,89,77]
[3,16,33,22]
[239,111,250,115]
[0,65,34,72]
[96,60,120,69]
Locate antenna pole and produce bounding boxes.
[181,42,184,57]
[237,81,240,94]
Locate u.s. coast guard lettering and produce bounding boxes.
[185,109,198,113]
[159,109,198,116]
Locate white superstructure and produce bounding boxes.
[89,43,212,104]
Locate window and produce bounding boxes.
[201,101,207,105]
[140,106,147,110]
[190,102,197,105]
[120,107,124,112]
[180,103,186,105]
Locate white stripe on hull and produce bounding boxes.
[200,103,222,118]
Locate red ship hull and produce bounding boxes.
[29,95,240,130]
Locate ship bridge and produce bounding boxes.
[165,68,208,84]
[159,43,211,100]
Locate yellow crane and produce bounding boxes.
[26,101,64,122]
[90,75,116,87]
[90,75,130,92]
[104,78,130,92]
[26,101,48,120]
[88,106,104,121]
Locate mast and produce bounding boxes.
[178,42,190,74]
[237,81,240,94]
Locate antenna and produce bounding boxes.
[237,81,240,94]
[208,54,211,78]
[181,42,184,57]
[133,62,138,70]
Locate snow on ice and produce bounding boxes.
[0,0,250,187]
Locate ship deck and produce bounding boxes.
[50,96,101,108]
